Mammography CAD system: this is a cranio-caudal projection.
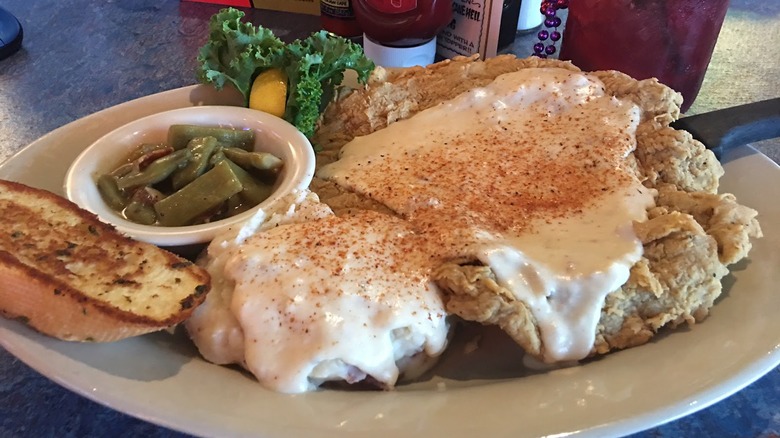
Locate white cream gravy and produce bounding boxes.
[187,200,449,393]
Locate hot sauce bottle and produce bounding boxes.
[352,0,453,67]
[321,0,363,38]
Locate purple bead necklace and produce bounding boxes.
[532,0,569,58]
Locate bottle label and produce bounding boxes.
[436,0,504,59]
[321,0,355,18]
[250,0,320,15]
[364,0,418,14]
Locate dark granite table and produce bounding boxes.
[0,1,778,437]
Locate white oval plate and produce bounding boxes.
[1,86,778,438]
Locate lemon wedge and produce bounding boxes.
[248,68,288,117]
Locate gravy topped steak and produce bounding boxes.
[312,55,762,363]
[186,194,449,393]
[0,180,210,342]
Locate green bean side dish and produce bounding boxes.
[97,124,283,227]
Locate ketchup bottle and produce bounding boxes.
[352,0,453,68]
[320,0,363,38]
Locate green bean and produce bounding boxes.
[224,159,274,205]
[115,149,192,190]
[222,147,283,171]
[135,146,175,169]
[209,149,226,166]
[228,199,254,217]
[224,194,243,215]
[171,136,219,190]
[123,201,158,225]
[167,125,255,151]
[96,175,129,211]
[153,160,243,226]
[125,143,168,163]
[109,162,135,178]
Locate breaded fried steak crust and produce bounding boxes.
[313,55,762,362]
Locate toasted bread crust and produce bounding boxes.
[0,179,211,341]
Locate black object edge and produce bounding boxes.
[671,98,780,159]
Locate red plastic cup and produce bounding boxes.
[559,0,730,112]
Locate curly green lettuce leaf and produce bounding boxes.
[197,8,286,103]
[197,10,375,139]
[283,31,375,138]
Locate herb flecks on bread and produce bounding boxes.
[0,179,211,342]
